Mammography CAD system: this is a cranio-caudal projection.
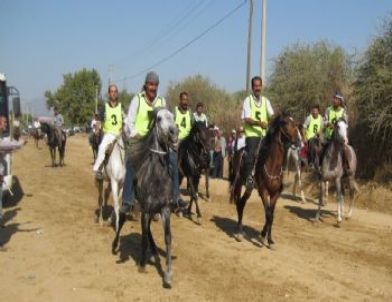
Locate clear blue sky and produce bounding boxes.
[1,0,391,115]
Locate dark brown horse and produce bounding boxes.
[230,112,300,248]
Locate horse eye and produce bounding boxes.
[157,116,162,122]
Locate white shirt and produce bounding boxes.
[33,121,41,129]
[126,93,167,138]
[193,112,208,127]
[241,95,274,120]
[236,135,246,151]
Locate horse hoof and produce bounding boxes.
[196,217,202,225]
[163,273,172,289]
[268,243,276,250]
[259,234,267,246]
[236,232,244,242]
[138,266,147,273]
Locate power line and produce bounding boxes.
[112,0,207,66]
[113,0,247,83]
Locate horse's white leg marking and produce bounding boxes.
[336,178,343,223]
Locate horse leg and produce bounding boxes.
[205,168,210,200]
[192,175,202,224]
[148,216,159,262]
[111,180,120,230]
[325,181,329,203]
[346,176,357,219]
[186,176,194,217]
[297,166,306,203]
[139,212,150,272]
[315,181,325,221]
[161,206,172,288]
[111,210,127,255]
[236,187,252,241]
[336,178,343,225]
[267,193,279,248]
[97,179,104,225]
[260,189,271,245]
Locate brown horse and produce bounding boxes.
[230,112,300,248]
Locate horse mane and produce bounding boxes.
[259,110,291,161]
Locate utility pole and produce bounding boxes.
[108,65,113,85]
[260,0,267,82]
[246,0,254,92]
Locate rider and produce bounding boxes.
[322,92,351,172]
[33,118,41,136]
[324,92,348,140]
[193,102,208,127]
[121,71,186,214]
[53,107,65,146]
[93,84,124,180]
[303,104,323,166]
[174,91,194,141]
[242,76,274,189]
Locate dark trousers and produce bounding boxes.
[244,137,262,178]
[122,150,180,206]
[212,151,223,179]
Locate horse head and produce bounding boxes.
[333,118,348,145]
[151,107,178,148]
[269,110,300,146]
[191,122,210,150]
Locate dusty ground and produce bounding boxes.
[0,134,391,302]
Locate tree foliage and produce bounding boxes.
[45,68,102,125]
[267,41,352,122]
[351,16,392,179]
[166,75,242,134]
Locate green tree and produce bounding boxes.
[45,68,102,125]
[267,41,352,122]
[352,16,392,179]
[166,75,241,134]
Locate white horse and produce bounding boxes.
[96,135,126,233]
[316,119,358,225]
[286,128,306,203]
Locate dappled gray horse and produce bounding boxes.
[112,108,178,288]
[316,119,358,225]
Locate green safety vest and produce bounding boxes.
[134,93,163,137]
[103,102,122,135]
[305,114,322,140]
[175,106,192,140]
[325,106,345,139]
[244,95,268,137]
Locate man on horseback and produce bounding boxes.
[174,91,194,141]
[322,92,352,174]
[93,84,124,180]
[324,93,348,140]
[121,71,186,214]
[241,76,274,189]
[53,107,65,147]
[193,102,208,127]
[303,104,324,167]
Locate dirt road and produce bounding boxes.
[0,135,391,301]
